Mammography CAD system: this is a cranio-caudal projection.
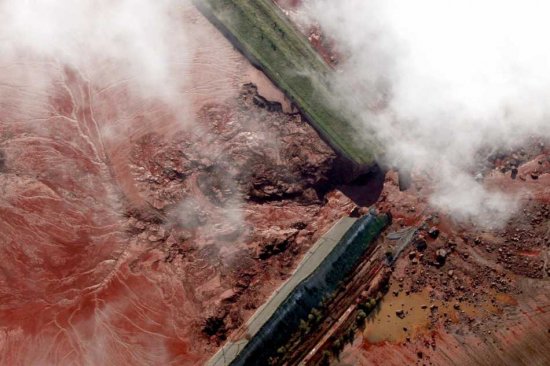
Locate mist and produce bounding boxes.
[0,2,199,363]
[0,0,257,249]
[0,0,191,105]
[303,0,550,226]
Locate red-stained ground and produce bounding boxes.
[0,5,355,365]
[272,2,550,361]
[333,150,550,366]
[3,3,549,366]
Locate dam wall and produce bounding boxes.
[208,213,389,366]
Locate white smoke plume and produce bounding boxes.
[302,0,550,226]
[0,3,197,363]
[0,0,191,104]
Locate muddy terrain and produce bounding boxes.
[1,2,549,365]
[331,147,550,366]
[272,2,550,364]
[0,5,355,365]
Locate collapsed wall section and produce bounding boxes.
[194,0,380,167]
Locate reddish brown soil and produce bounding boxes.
[0,6,355,365]
[4,3,548,365]
[334,148,550,366]
[273,5,550,363]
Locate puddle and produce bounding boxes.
[362,285,481,344]
[363,288,432,343]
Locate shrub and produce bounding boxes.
[356,309,367,326]
[298,319,310,334]
[320,350,332,366]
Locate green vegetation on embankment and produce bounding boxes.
[195,0,379,166]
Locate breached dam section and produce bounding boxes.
[195,0,380,167]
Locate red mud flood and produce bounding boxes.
[334,152,550,366]
[4,3,549,365]
[0,5,354,365]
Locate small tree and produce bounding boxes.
[331,339,342,354]
[320,350,332,366]
[298,319,310,334]
[356,309,367,326]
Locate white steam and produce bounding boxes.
[304,0,550,225]
[0,0,190,104]
[0,2,197,364]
